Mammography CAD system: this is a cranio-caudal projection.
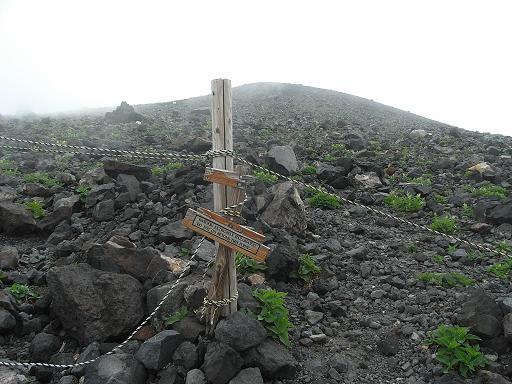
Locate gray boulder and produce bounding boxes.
[86,236,158,280]
[0,366,29,384]
[0,202,36,235]
[243,338,297,379]
[266,145,298,176]
[487,202,512,224]
[37,194,80,233]
[201,342,243,384]
[0,186,17,202]
[260,182,306,236]
[265,245,299,282]
[228,368,264,384]
[0,308,16,333]
[84,353,146,384]
[117,174,141,201]
[159,220,193,243]
[185,369,206,384]
[215,312,266,352]
[29,333,61,362]
[0,246,18,269]
[92,199,115,221]
[47,263,145,346]
[172,340,198,370]
[457,289,503,339]
[135,330,183,371]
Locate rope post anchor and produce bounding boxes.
[204,78,238,334]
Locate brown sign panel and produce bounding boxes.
[182,208,269,262]
[204,168,253,189]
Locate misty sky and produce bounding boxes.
[0,0,511,136]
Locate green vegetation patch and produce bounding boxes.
[8,283,40,301]
[25,200,45,219]
[487,258,512,279]
[469,183,508,199]
[152,162,183,176]
[431,215,458,234]
[76,185,91,203]
[24,172,60,188]
[236,252,267,275]
[384,192,425,213]
[165,306,188,326]
[253,288,293,347]
[417,271,474,288]
[300,165,317,175]
[253,170,279,186]
[0,159,20,176]
[424,325,487,377]
[307,191,341,209]
[290,253,321,284]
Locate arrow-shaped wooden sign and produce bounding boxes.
[204,167,253,189]
[182,207,269,262]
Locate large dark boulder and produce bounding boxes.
[37,195,80,233]
[201,342,243,384]
[243,338,297,379]
[214,312,266,352]
[487,201,512,225]
[135,330,183,371]
[457,289,503,339]
[103,159,151,181]
[265,245,299,282]
[0,202,36,235]
[260,182,306,236]
[47,263,145,346]
[86,236,158,281]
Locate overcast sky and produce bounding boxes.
[0,0,510,136]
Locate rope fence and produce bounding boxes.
[0,132,510,370]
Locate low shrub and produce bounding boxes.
[307,191,341,209]
[253,170,279,186]
[431,215,458,234]
[290,253,321,284]
[8,283,40,301]
[24,172,60,188]
[384,192,425,213]
[25,200,45,219]
[417,272,474,288]
[253,288,293,347]
[236,252,267,275]
[423,325,487,377]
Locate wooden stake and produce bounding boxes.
[205,79,237,333]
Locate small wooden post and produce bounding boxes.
[205,79,237,332]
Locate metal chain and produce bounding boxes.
[0,236,205,370]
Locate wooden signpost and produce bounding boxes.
[183,208,269,262]
[180,79,267,333]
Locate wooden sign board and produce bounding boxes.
[204,167,253,189]
[182,208,269,262]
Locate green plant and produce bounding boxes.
[290,253,321,284]
[470,183,508,199]
[417,272,474,288]
[307,191,341,209]
[497,240,512,255]
[236,252,267,275]
[25,200,45,219]
[8,283,40,301]
[408,243,418,253]
[462,203,473,218]
[405,173,433,186]
[433,255,445,264]
[300,165,317,175]
[151,166,165,176]
[331,143,346,151]
[165,306,188,326]
[179,248,191,258]
[487,258,512,278]
[369,140,382,151]
[152,162,183,176]
[434,194,448,204]
[0,159,20,176]
[253,288,293,347]
[24,172,60,188]
[423,325,487,377]
[384,192,425,213]
[253,170,278,186]
[76,185,91,203]
[323,154,337,162]
[431,215,458,234]
[447,244,458,253]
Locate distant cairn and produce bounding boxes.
[105,101,144,123]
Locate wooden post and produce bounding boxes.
[205,79,237,332]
